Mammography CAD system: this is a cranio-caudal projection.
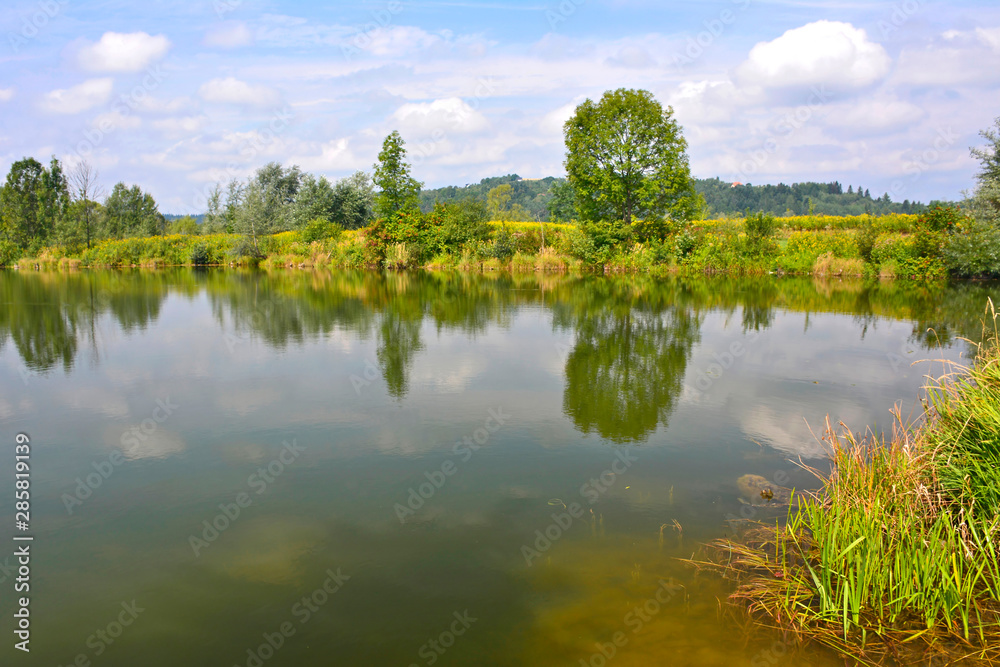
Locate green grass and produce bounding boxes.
[692,302,1000,664]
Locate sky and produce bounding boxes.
[1,0,999,214]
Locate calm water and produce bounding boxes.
[0,269,997,666]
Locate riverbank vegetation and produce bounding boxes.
[692,304,1000,664]
[4,94,1000,280]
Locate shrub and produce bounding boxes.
[189,243,211,265]
[943,218,1000,277]
[573,219,631,265]
[0,239,21,267]
[487,225,516,260]
[855,216,878,263]
[300,218,343,244]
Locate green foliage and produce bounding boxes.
[169,216,200,235]
[943,218,1000,278]
[0,239,21,266]
[571,219,632,265]
[971,115,1000,188]
[931,313,1000,516]
[300,218,344,244]
[0,156,69,252]
[855,216,878,263]
[697,178,927,217]
[432,200,492,251]
[564,88,697,225]
[104,183,163,239]
[364,210,435,267]
[189,243,211,265]
[742,211,777,257]
[374,131,422,221]
[546,178,578,222]
[486,225,516,260]
[331,172,375,230]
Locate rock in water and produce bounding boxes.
[736,474,790,505]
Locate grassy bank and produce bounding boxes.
[6,212,973,280]
[694,303,1000,665]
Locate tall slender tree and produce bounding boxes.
[373,131,422,221]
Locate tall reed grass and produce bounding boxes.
[692,302,1000,665]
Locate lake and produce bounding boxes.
[1,269,997,666]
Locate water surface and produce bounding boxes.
[0,269,996,666]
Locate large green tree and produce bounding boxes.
[373,131,421,221]
[0,156,70,250]
[563,88,697,226]
[104,183,163,238]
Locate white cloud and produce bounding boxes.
[76,32,171,73]
[92,110,141,131]
[976,27,1000,52]
[40,78,114,114]
[199,77,280,107]
[152,115,208,136]
[825,95,924,132]
[204,21,254,49]
[391,97,489,137]
[737,21,891,89]
[0,88,14,102]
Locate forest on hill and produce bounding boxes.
[419,175,934,221]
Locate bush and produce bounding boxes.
[943,218,1000,277]
[855,216,878,263]
[300,218,343,244]
[487,225,516,260]
[573,219,631,265]
[0,240,21,267]
[189,243,211,265]
[871,234,916,266]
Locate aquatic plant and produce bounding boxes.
[691,304,1000,665]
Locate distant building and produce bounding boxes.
[731,182,743,188]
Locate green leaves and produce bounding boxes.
[563,88,697,226]
[374,131,422,221]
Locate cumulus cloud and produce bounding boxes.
[199,77,280,106]
[204,21,254,48]
[0,88,14,102]
[76,32,171,73]
[391,97,489,137]
[40,78,114,114]
[737,21,890,90]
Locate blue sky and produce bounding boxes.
[1,0,999,213]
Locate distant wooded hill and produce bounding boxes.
[419,175,936,221]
